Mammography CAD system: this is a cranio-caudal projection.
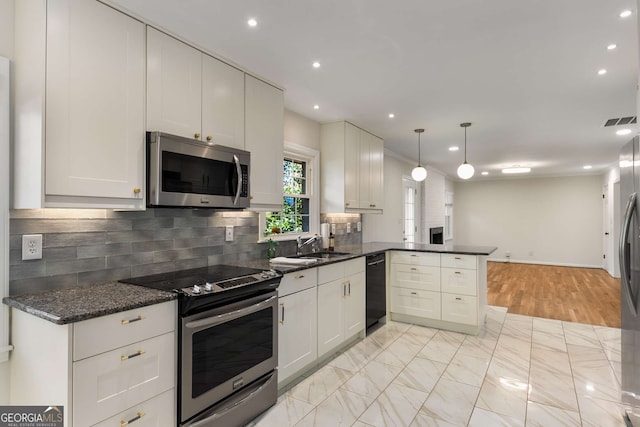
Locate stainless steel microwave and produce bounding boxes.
[147,132,250,208]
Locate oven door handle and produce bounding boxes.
[233,154,242,206]
[185,295,277,330]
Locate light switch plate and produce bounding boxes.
[225,226,234,242]
[357,222,361,232]
[331,223,336,234]
[346,223,351,233]
[22,234,43,260]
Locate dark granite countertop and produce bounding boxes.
[4,241,495,325]
[3,282,176,325]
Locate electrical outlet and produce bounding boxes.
[346,223,351,233]
[225,226,234,242]
[505,252,511,258]
[357,221,361,232]
[22,234,43,260]
[331,223,336,234]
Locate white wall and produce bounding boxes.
[363,150,415,243]
[284,109,320,150]
[0,0,12,405]
[454,175,603,267]
[603,166,621,277]
[423,169,445,242]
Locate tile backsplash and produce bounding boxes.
[9,209,362,295]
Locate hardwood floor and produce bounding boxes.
[487,261,621,328]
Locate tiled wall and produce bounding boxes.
[9,209,362,295]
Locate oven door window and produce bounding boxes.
[191,306,273,399]
[162,151,236,196]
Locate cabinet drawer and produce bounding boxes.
[391,287,441,319]
[73,332,175,427]
[390,251,440,266]
[344,257,365,276]
[441,268,477,296]
[318,262,345,285]
[73,300,176,361]
[441,254,477,270]
[390,264,440,292]
[93,388,175,427]
[279,268,318,297]
[441,293,478,325]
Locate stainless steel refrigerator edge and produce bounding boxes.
[620,136,640,426]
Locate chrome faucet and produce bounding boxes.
[297,234,321,255]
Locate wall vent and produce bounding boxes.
[604,116,637,127]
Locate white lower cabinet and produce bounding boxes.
[9,301,177,427]
[441,293,478,325]
[317,258,365,358]
[390,287,441,319]
[278,286,317,385]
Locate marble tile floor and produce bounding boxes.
[249,306,624,427]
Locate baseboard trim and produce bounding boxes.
[490,258,603,269]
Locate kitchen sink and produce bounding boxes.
[291,251,351,259]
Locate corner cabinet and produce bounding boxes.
[245,75,285,211]
[146,28,245,149]
[320,121,384,213]
[9,301,177,427]
[14,0,146,209]
[389,251,488,335]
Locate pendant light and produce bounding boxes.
[457,122,475,180]
[411,128,427,182]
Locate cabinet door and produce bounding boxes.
[147,27,202,139]
[391,287,441,319]
[93,388,175,427]
[317,279,345,357]
[202,54,245,149]
[441,268,477,296]
[441,293,478,325]
[344,271,365,338]
[344,122,360,209]
[390,263,441,292]
[278,287,317,384]
[245,75,284,209]
[45,0,145,200]
[369,134,384,209]
[358,130,372,209]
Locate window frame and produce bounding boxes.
[259,142,320,242]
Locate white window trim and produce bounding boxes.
[259,142,320,242]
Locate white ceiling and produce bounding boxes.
[110,0,638,180]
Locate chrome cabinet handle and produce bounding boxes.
[121,412,145,426]
[620,192,638,316]
[348,281,351,295]
[121,350,145,361]
[121,315,145,325]
[279,303,285,324]
[295,274,305,279]
[233,154,242,206]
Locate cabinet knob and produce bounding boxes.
[120,412,145,427]
[345,203,350,206]
[133,187,141,195]
[206,135,213,141]
[370,204,376,208]
[194,132,201,139]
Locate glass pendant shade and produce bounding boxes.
[457,162,474,180]
[457,122,474,180]
[411,166,427,181]
[412,128,427,182]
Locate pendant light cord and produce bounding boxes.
[418,132,422,166]
[464,126,467,163]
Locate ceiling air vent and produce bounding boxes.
[604,116,637,127]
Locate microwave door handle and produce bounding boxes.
[620,192,638,316]
[233,154,242,205]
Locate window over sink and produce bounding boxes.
[260,142,319,241]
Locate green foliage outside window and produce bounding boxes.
[266,158,309,234]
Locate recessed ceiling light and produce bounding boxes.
[313,104,319,110]
[617,128,632,136]
[583,165,593,170]
[312,61,321,69]
[449,146,459,152]
[247,18,258,27]
[388,113,395,119]
[620,10,632,18]
[502,167,531,174]
[598,69,607,75]
[481,171,489,176]
[607,44,617,50]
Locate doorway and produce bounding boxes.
[402,177,418,243]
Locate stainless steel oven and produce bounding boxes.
[147,131,250,209]
[119,265,281,427]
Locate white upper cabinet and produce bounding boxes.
[147,28,245,149]
[146,27,202,140]
[245,74,284,210]
[320,121,384,213]
[201,54,245,149]
[14,0,146,209]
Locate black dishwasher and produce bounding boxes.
[366,253,386,329]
